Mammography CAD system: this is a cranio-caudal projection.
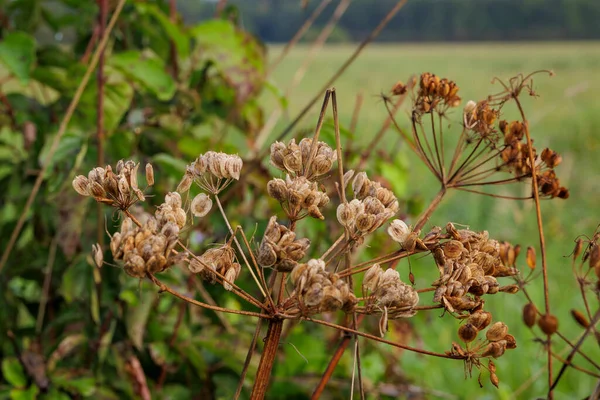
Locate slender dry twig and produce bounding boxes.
[0,0,128,274]
[267,0,332,74]
[35,237,58,333]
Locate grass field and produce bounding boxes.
[262,42,600,399]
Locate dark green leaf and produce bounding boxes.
[9,385,38,400]
[0,32,36,84]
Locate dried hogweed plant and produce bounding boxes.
[73,71,587,399]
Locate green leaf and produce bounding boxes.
[2,358,27,388]
[125,289,154,350]
[110,51,176,101]
[51,371,96,397]
[190,20,265,102]
[8,277,42,302]
[0,127,27,164]
[59,258,90,303]
[9,385,38,400]
[0,32,36,84]
[38,132,83,170]
[152,153,187,180]
[135,4,190,58]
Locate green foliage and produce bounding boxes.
[0,1,273,398]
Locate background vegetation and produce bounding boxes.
[1,0,599,399]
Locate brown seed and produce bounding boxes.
[468,311,492,330]
[573,238,583,260]
[570,309,590,328]
[72,175,90,196]
[481,341,506,358]
[145,163,154,186]
[538,314,559,335]
[523,303,537,328]
[589,245,600,278]
[486,322,508,342]
[526,246,536,270]
[458,323,479,343]
[92,243,103,268]
[443,240,464,259]
[504,334,517,349]
[490,371,500,388]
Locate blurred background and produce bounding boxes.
[1,0,599,399]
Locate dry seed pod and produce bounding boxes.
[458,323,479,343]
[145,163,154,186]
[488,360,499,388]
[191,193,213,217]
[363,264,382,292]
[526,246,536,270]
[443,240,464,259]
[387,219,410,244]
[504,334,517,349]
[538,314,559,335]
[486,322,508,342]
[468,311,492,330]
[481,341,506,358]
[72,176,89,196]
[92,243,103,268]
[589,245,600,278]
[177,173,193,193]
[573,238,583,260]
[571,309,590,328]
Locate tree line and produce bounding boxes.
[178,0,600,42]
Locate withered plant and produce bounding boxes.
[68,68,597,399]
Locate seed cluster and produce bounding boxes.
[178,151,243,194]
[337,172,399,243]
[431,224,519,314]
[289,259,357,315]
[449,316,517,384]
[110,216,182,279]
[270,138,337,180]
[267,175,330,220]
[463,100,499,137]
[188,243,241,291]
[414,72,461,114]
[257,216,311,272]
[499,121,569,199]
[361,264,419,326]
[72,160,153,210]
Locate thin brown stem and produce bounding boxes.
[513,95,553,398]
[35,237,58,334]
[0,0,128,275]
[215,194,268,298]
[305,317,460,359]
[414,187,446,232]
[146,273,270,319]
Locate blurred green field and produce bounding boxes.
[262,43,600,399]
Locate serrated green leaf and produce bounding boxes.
[2,358,27,388]
[0,32,36,84]
[110,51,176,101]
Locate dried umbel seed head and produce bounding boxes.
[458,323,479,343]
[538,314,559,335]
[468,311,492,330]
[191,193,213,218]
[526,246,536,269]
[571,309,590,328]
[523,303,537,328]
[486,322,508,342]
